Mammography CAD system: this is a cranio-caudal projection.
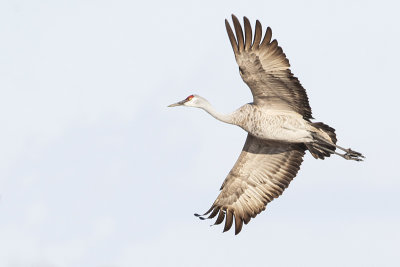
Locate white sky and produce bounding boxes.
[0,0,399,266]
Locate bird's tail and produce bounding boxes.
[306,122,337,160]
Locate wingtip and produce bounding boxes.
[231,14,244,52]
[231,14,239,22]
[194,213,207,220]
[256,20,262,30]
[224,19,230,27]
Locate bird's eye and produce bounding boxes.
[186,95,194,101]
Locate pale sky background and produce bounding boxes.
[0,0,399,266]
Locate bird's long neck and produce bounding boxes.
[200,101,236,125]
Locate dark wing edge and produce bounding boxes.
[196,134,306,235]
[225,14,313,121]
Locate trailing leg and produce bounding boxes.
[306,121,364,161]
[312,143,363,161]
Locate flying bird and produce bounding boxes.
[168,15,364,235]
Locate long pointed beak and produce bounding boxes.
[168,100,185,107]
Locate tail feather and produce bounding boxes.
[312,122,337,144]
[306,122,337,160]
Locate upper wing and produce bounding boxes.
[197,134,306,234]
[225,15,313,120]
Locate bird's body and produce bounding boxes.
[169,15,364,235]
[231,104,312,143]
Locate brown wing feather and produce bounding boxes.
[243,17,252,50]
[232,15,245,52]
[225,19,238,54]
[198,134,305,234]
[226,15,313,120]
[252,20,262,50]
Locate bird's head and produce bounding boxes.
[168,94,208,108]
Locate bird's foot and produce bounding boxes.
[343,148,365,161]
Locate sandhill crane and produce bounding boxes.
[168,15,364,235]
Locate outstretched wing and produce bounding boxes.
[225,15,313,120]
[197,134,306,234]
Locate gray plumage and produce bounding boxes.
[169,15,364,235]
